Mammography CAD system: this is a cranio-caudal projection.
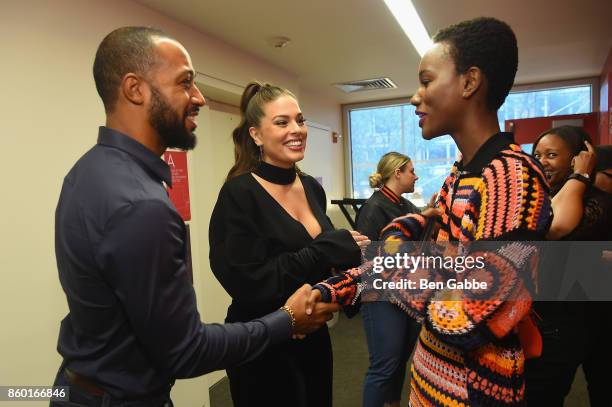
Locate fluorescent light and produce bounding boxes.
[383,0,433,57]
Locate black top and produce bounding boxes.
[209,172,362,322]
[459,132,514,174]
[563,184,612,241]
[55,127,292,400]
[536,181,612,308]
[356,185,420,241]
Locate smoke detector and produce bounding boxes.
[267,36,291,49]
[334,77,397,93]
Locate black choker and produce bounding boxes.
[254,161,297,185]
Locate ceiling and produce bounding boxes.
[137,0,612,105]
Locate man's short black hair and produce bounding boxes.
[433,17,518,111]
[93,26,172,112]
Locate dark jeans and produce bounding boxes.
[49,366,173,407]
[361,301,420,407]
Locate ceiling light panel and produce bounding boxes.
[383,0,433,57]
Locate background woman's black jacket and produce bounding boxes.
[356,188,420,241]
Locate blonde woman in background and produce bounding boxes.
[356,152,420,240]
[355,152,421,407]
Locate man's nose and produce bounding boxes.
[192,84,206,107]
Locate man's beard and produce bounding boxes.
[148,86,197,151]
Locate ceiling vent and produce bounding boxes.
[334,77,397,93]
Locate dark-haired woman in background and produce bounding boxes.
[356,152,421,407]
[528,126,612,407]
[208,82,365,407]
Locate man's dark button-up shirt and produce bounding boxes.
[55,127,291,399]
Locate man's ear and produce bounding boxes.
[120,73,146,106]
[461,67,483,99]
[249,127,262,146]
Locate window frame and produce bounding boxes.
[342,77,599,198]
[342,97,411,199]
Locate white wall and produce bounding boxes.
[0,1,346,406]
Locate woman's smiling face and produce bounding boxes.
[249,95,307,168]
[533,133,574,189]
[410,42,465,140]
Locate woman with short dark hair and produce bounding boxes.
[312,17,552,407]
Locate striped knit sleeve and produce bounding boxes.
[425,150,552,348]
[313,212,427,306]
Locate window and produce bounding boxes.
[497,84,592,129]
[345,80,595,203]
[348,103,457,206]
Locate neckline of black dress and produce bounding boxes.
[254,161,297,185]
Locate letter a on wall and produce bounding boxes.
[162,150,191,221]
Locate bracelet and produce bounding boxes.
[279,305,296,329]
[568,172,591,185]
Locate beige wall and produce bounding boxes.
[0,1,346,406]
[298,89,351,229]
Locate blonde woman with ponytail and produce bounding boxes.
[356,152,421,407]
[208,81,367,407]
[358,152,420,240]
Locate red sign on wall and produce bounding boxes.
[162,150,191,221]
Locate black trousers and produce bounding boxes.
[525,302,610,407]
[227,325,333,407]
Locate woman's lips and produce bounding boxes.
[416,112,427,127]
[284,139,304,152]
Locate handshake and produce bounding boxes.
[281,230,370,338]
[283,284,333,338]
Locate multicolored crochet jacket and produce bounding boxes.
[315,134,552,406]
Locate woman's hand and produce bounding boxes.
[427,192,438,208]
[349,230,371,248]
[572,140,596,176]
[420,207,443,219]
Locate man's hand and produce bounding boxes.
[283,285,339,337]
[307,287,322,311]
[297,289,338,339]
